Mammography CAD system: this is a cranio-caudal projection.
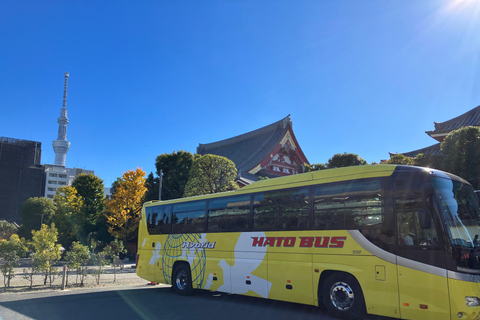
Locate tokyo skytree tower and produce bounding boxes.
[52,72,71,166]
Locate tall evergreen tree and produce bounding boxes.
[144,172,159,202]
[71,173,106,241]
[441,127,480,189]
[155,151,194,200]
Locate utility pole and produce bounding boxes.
[158,169,163,200]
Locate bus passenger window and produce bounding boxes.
[396,198,438,247]
[157,205,172,234]
[207,195,250,232]
[314,180,382,230]
[146,206,162,234]
[145,205,172,234]
[253,188,309,231]
[172,201,206,233]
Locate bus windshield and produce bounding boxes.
[433,176,480,271]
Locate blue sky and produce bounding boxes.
[1,0,480,188]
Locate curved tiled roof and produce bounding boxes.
[426,105,480,136]
[399,143,441,158]
[197,116,293,174]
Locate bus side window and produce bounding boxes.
[252,188,309,231]
[396,198,438,247]
[278,188,309,230]
[172,201,206,233]
[314,180,382,230]
[314,197,344,229]
[146,206,157,234]
[156,205,172,234]
[207,195,250,232]
[253,193,277,231]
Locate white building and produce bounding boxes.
[44,165,94,199]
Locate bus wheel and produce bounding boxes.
[172,264,193,296]
[322,273,365,319]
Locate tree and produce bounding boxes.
[155,151,194,200]
[72,173,106,241]
[53,186,85,248]
[102,238,126,282]
[91,250,108,285]
[64,241,90,286]
[31,223,62,286]
[0,234,27,287]
[413,152,443,169]
[105,168,147,244]
[109,177,123,198]
[304,163,327,172]
[144,172,159,202]
[22,257,40,289]
[18,197,55,239]
[183,154,238,197]
[326,153,367,169]
[0,221,18,240]
[380,154,414,165]
[441,126,480,189]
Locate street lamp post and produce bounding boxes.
[158,169,163,201]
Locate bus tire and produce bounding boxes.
[172,264,193,296]
[322,273,365,319]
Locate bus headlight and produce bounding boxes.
[465,296,480,307]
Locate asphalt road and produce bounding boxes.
[0,285,344,320]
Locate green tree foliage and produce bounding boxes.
[413,152,443,169]
[304,163,327,172]
[72,173,106,240]
[22,258,40,289]
[441,127,480,189]
[102,238,126,282]
[64,241,90,286]
[0,234,27,287]
[183,154,238,197]
[326,153,367,169]
[155,151,194,200]
[31,223,62,286]
[18,197,55,239]
[381,154,415,165]
[144,172,159,202]
[53,186,85,248]
[0,221,18,240]
[91,250,109,285]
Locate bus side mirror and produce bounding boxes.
[418,209,432,229]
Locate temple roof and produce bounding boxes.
[426,105,480,141]
[398,143,441,158]
[197,115,305,176]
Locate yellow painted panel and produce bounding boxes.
[267,253,313,304]
[397,265,449,320]
[137,246,158,283]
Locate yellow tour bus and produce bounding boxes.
[137,165,480,320]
